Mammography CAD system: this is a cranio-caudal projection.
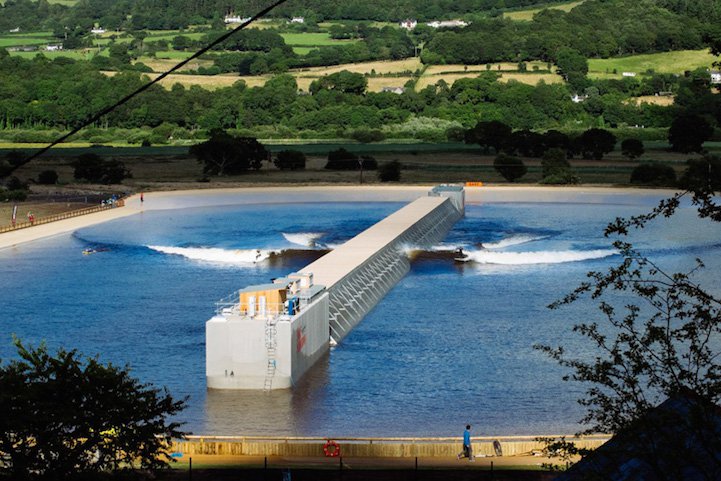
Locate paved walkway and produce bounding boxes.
[170,454,559,470]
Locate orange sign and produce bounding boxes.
[465,181,484,187]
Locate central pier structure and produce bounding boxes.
[206,186,464,390]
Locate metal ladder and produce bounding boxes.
[263,318,278,391]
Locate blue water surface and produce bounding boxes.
[1,197,720,437]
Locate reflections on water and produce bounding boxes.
[204,353,330,436]
[1,196,720,436]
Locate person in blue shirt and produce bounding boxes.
[457,424,474,461]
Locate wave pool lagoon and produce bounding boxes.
[1,188,719,437]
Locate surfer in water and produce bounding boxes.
[454,247,469,262]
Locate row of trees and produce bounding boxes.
[189,132,402,180]
[3,52,715,139]
[422,0,709,65]
[466,110,715,160]
[0,0,574,32]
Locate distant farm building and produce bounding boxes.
[571,94,588,103]
[381,87,405,95]
[9,27,20,33]
[45,44,63,51]
[290,16,305,23]
[427,20,468,28]
[90,27,106,34]
[622,72,637,77]
[224,15,251,24]
[710,70,721,84]
[399,19,417,30]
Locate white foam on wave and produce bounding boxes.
[148,245,273,264]
[282,232,324,248]
[483,234,548,249]
[429,243,467,252]
[461,248,617,265]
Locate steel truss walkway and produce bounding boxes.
[301,191,464,343]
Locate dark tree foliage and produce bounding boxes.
[668,114,714,153]
[678,155,721,192]
[493,153,527,182]
[71,154,131,184]
[504,129,546,158]
[349,128,385,143]
[621,138,645,160]
[541,147,571,178]
[465,120,512,154]
[574,128,617,160]
[5,176,28,191]
[555,48,588,79]
[543,130,571,152]
[536,151,721,477]
[191,131,268,175]
[377,160,401,182]
[325,148,377,170]
[629,162,677,186]
[0,338,187,480]
[274,150,306,170]
[309,70,368,95]
[37,170,59,185]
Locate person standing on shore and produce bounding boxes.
[457,424,474,461]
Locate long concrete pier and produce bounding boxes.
[305,189,463,343]
[206,185,465,389]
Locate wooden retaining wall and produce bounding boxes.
[171,435,609,458]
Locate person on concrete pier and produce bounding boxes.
[457,424,474,461]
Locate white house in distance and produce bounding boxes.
[45,44,63,51]
[622,72,637,77]
[224,14,251,24]
[427,20,468,28]
[381,86,405,94]
[90,27,106,34]
[710,70,721,85]
[290,16,305,23]
[9,27,21,33]
[399,19,417,30]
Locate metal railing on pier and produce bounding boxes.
[215,296,293,319]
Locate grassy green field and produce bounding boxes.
[292,47,316,55]
[504,0,585,20]
[9,50,95,60]
[145,31,207,42]
[280,32,358,47]
[151,50,197,60]
[588,49,716,77]
[0,35,54,47]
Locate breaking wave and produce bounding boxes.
[147,245,274,264]
[459,248,617,265]
[282,232,324,248]
[483,234,548,249]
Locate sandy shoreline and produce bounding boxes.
[0,185,676,251]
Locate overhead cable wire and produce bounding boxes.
[17,0,291,167]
